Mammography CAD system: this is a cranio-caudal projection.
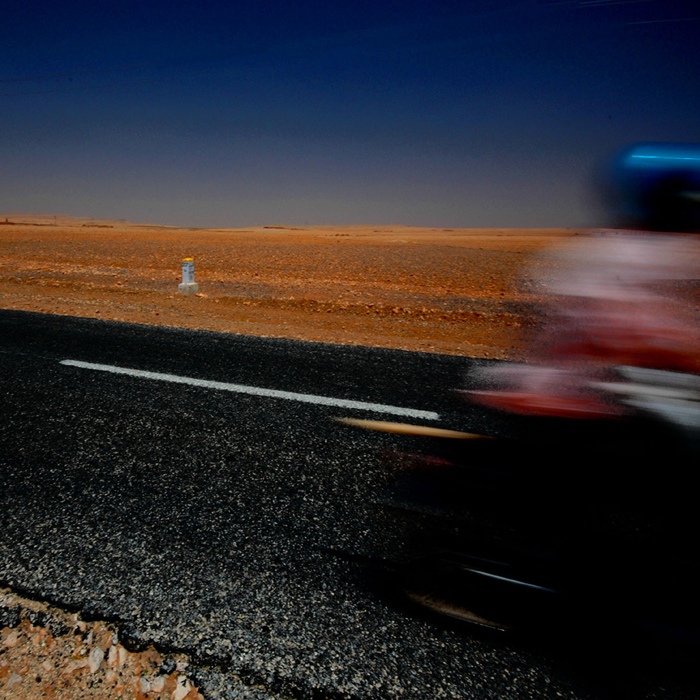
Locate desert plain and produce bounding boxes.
[0,214,584,359]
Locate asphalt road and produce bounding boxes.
[0,310,697,700]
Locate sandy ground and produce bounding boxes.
[0,215,580,359]
[0,215,584,698]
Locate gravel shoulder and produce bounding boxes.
[1,587,206,700]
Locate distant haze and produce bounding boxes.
[1,0,698,228]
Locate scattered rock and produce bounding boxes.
[173,674,193,700]
[6,672,22,687]
[0,587,204,700]
[2,629,19,648]
[88,646,104,673]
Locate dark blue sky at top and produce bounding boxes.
[1,0,698,227]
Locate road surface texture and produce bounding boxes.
[1,311,697,699]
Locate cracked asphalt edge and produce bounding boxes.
[0,585,286,700]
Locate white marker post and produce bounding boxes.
[178,257,199,295]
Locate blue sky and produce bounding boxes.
[1,0,698,227]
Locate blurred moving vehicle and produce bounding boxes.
[348,143,700,643]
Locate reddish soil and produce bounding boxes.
[1,588,203,700]
[0,216,579,359]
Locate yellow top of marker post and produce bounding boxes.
[183,257,194,262]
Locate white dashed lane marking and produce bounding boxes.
[60,359,441,420]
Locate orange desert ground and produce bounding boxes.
[0,214,585,360]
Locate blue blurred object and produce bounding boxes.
[612,143,700,232]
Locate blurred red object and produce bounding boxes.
[470,233,700,419]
